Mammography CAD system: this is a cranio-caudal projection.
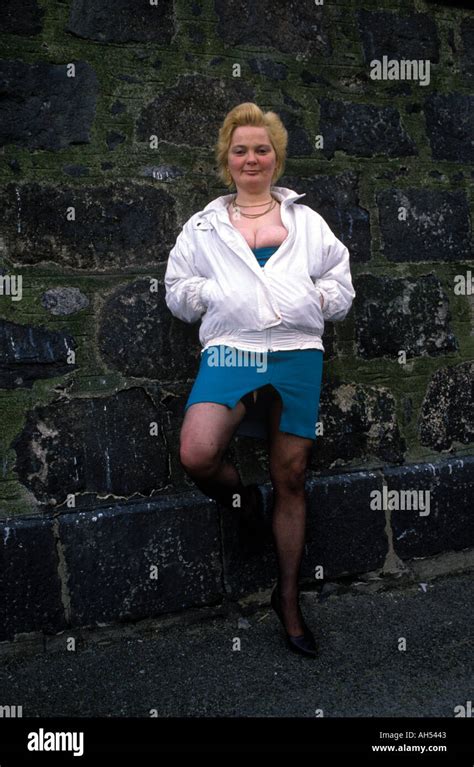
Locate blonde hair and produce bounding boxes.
[215,102,288,189]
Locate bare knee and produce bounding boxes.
[179,440,221,478]
[271,463,307,496]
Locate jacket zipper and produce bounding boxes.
[266,327,273,352]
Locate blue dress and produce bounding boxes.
[184,246,324,441]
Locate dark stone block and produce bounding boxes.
[281,171,370,264]
[214,0,331,57]
[377,188,471,262]
[41,287,89,316]
[419,361,474,451]
[303,470,387,578]
[11,388,169,507]
[354,273,458,359]
[1,0,44,36]
[319,99,416,160]
[460,18,474,81]
[0,319,78,390]
[424,92,474,163]
[0,60,98,151]
[0,183,177,269]
[387,457,474,558]
[0,517,66,641]
[97,278,201,381]
[137,75,254,148]
[58,494,222,626]
[311,382,406,468]
[65,0,174,43]
[357,10,440,63]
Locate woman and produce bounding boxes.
[165,102,355,658]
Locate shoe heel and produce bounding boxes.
[270,582,318,658]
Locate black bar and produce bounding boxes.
[0,717,472,761]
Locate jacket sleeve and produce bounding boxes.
[312,216,356,322]
[164,224,209,323]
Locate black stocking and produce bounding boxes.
[272,496,307,636]
[185,463,248,513]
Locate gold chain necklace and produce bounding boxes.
[234,198,273,207]
[232,194,277,219]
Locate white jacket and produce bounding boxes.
[164,186,356,354]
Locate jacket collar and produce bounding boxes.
[200,186,306,223]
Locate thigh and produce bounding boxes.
[180,400,247,460]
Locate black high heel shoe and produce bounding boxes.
[271,581,318,658]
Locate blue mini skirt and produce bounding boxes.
[185,344,324,441]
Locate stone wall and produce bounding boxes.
[0,0,473,637]
[1,0,472,516]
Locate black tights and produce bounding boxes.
[184,460,307,636]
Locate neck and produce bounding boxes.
[233,186,273,206]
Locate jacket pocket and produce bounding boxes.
[267,274,324,333]
[201,277,263,334]
[201,278,223,308]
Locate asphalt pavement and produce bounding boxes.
[0,568,472,719]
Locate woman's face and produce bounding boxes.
[227,126,277,192]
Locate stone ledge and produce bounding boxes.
[2,548,473,663]
[1,457,473,642]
